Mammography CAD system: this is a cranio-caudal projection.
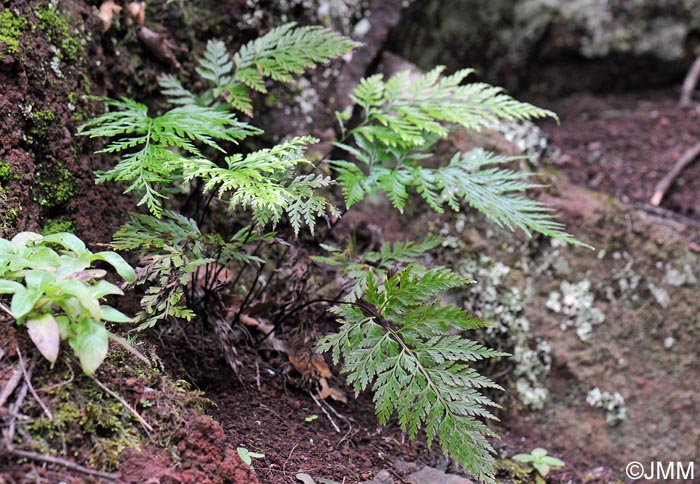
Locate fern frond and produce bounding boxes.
[318,268,505,483]
[158,75,197,106]
[79,100,260,217]
[234,23,359,92]
[350,67,555,150]
[182,136,336,234]
[426,149,589,247]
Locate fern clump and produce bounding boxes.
[80,19,588,484]
[333,67,590,248]
[318,267,506,483]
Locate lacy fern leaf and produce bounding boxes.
[318,267,505,483]
[234,23,358,90]
[350,67,555,150]
[79,99,259,216]
[181,136,337,234]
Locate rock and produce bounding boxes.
[362,469,395,484]
[406,466,474,484]
[390,0,700,94]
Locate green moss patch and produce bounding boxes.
[0,9,27,57]
[34,166,75,208]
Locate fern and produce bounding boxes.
[318,267,506,484]
[312,236,442,301]
[349,68,554,150]
[181,136,338,234]
[333,68,590,247]
[168,25,358,115]
[113,211,270,329]
[79,99,260,216]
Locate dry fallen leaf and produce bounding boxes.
[98,0,122,32]
[316,377,348,404]
[127,1,146,26]
[289,351,332,379]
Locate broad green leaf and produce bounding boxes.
[70,319,109,375]
[541,456,565,467]
[531,448,548,458]
[42,232,87,253]
[11,286,42,320]
[90,280,124,299]
[11,232,43,247]
[514,454,535,463]
[26,313,60,363]
[56,315,71,340]
[57,280,101,320]
[100,305,132,323]
[533,462,550,477]
[92,251,136,282]
[0,279,23,294]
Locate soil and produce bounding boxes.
[2,2,700,484]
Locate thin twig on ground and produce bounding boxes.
[16,347,53,422]
[0,365,22,408]
[650,142,700,206]
[2,379,28,450]
[680,55,700,107]
[91,377,154,434]
[309,391,341,433]
[6,449,119,481]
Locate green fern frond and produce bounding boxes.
[158,75,197,106]
[79,99,260,217]
[234,23,359,92]
[318,267,505,483]
[425,149,589,247]
[349,67,555,150]
[182,136,336,234]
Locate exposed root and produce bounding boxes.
[680,55,700,107]
[650,142,700,206]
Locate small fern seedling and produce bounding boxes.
[318,267,506,483]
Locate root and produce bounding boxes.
[680,55,700,107]
[650,142,700,206]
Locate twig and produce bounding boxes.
[650,142,700,206]
[680,55,700,107]
[3,379,28,449]
[91,377,154,434]
[0,365,22,408]
[309,391,340,433]
[0,302,14,318]
[16,347,53,422]
[7,449,119,481]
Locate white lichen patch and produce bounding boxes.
[546,280,605,341]
[458,255,551,409]
[586,387,627,425]
[662,263,698,287]
[498,119,558,166]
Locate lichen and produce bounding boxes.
[0,9,27,58]
[586,387,627,425]
[546,279,605,341]
[0,161,11,181]
[456,253,552,409]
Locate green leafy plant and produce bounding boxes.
[333,68,590,247]
[0,232,135,374]
[318,267,505,481]
[236,446,265,469]
[81,20,586,484]
[514,448,565,480]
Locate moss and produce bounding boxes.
[0,161,11,181]
[29,109,56,138]
[42,218,75,235]
[34,166,75,208]
[34,2,82,62]
[0,9,27,58]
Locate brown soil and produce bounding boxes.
[540,90,700,218]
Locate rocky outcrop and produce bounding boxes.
[390,0,700,94]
